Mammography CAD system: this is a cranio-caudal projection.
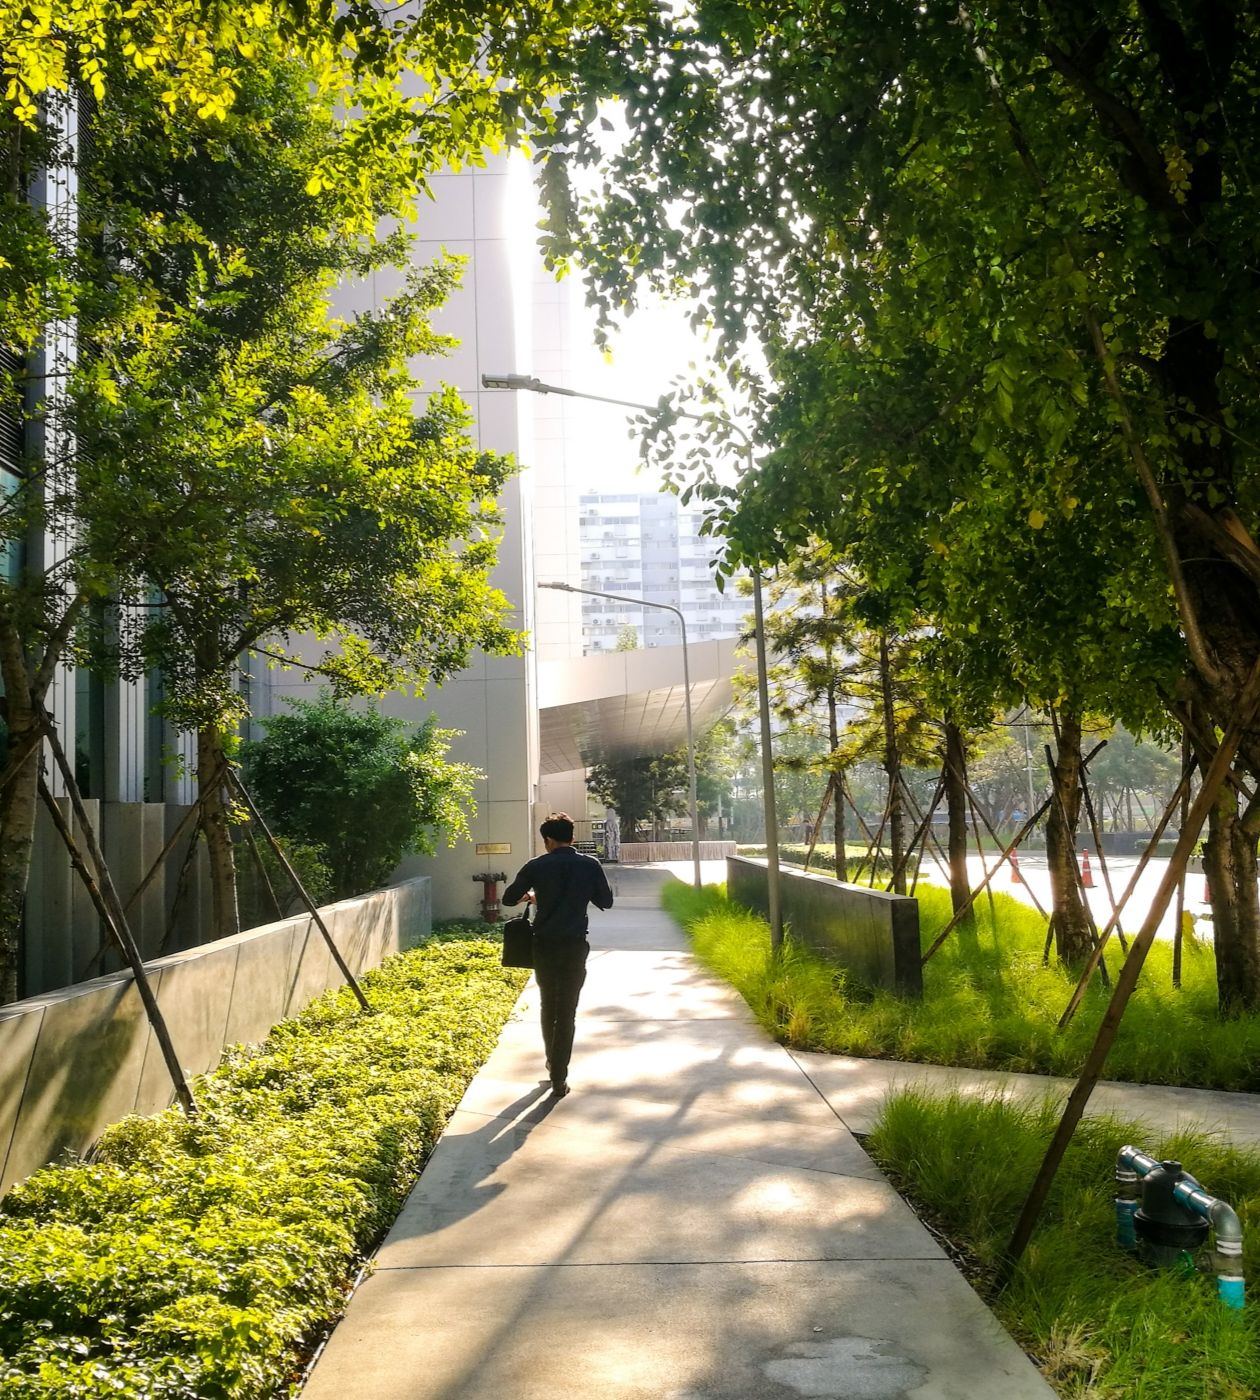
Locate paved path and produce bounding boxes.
[302,868,1055,1400]
[788,1050,1260,1144]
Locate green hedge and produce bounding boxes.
[0,936,527,1398]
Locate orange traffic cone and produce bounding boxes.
[1080,848,1095,889]
[1010,849,1023,884]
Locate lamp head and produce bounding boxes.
[481,372,548,392]
[538,581,574,592]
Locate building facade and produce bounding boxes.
[579,493,745,654]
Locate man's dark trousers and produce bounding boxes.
[534,935,589,1085]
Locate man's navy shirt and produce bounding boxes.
[502,846,614,938]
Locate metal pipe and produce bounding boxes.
[751,570,782,948]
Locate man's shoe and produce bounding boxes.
[550,1080,570,1098]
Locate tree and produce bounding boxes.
[1085,726,1182,833]
[587,749,688,841]
[694,716,741,837]
[66,44,519,944]
[0,0,644,996]
[243,693,478,900]
[544,3,1260,982]
[739,544,860,880]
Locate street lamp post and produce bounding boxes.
[540,581,701,891]
[483,372,782,944]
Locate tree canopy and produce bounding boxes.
[544,1,1260,758]
[0,0,647,992]
[243,693,479,899]
[540,2,1260,999]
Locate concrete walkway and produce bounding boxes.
[789,1048,1260,1145]
[303,868,1055,1400]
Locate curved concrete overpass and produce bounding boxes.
[537,637,744,774]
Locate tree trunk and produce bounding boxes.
[942,720,972,924]
[878,633,907,894]
[1199,767,1260,1014]
[1045,711,1093,964]
[0,617,39,1003]
[827,684,848,882]
[197,725,239,943]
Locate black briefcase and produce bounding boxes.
[501,909,534,968]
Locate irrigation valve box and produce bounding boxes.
[1115,1144,1245,1309]
[1133,1160,1209,1269]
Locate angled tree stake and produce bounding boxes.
[1057,754,1197,1029]
[1003,658,1260,1281]
[224,766,371,1013]
[36,707,196,1115]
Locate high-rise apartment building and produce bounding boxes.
[578,493,745,653]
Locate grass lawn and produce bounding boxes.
[660,881,1260,1090]
[868,1090,1260,1399]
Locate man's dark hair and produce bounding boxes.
[540,814,575,843]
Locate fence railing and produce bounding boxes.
[617,841,738,864]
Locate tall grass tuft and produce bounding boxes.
[660,881,1260,1089]
[868,1090,1260,1399]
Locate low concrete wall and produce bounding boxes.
[620,841,738,864]
[0,877,431,1195]
[727,856,922,998]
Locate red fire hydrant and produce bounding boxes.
[473,871,508,923]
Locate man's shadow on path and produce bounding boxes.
[391,1081,564,1245]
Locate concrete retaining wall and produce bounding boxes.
[0,877,431,1195]
[727,856,922,998]
[619,841,738,864]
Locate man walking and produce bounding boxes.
[502,814,614,1097]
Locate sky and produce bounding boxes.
[506,148,740,499]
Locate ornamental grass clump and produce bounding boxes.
[0,936,527,1399]
[662,881,1260,1090]
[867,1090,1260,1399]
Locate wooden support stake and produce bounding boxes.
[1077,760,1125,953]
[841,779,882,854]
[894,774,947,894]
[240,816,286,922]
[159,811,202,955]
[1041,912,1057,966]
[81,768,226,978]
[1044,744,1109,988]
[37,711,196,1115]
[946,756,1050,922]
[803,775,835,873]
[852,787,892,887]
[965,782,999,926]
[922,742,1107,964]
[123,788,211,916]
[1057,755,1196,1029]
[225,767,371,1013]
[1002,660,1260,1281]
[0,724,52,799]
[1172,732,1192,990]
[922,796,1053,963]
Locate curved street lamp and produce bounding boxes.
[483,371,783,945]
[540,580,701,891]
